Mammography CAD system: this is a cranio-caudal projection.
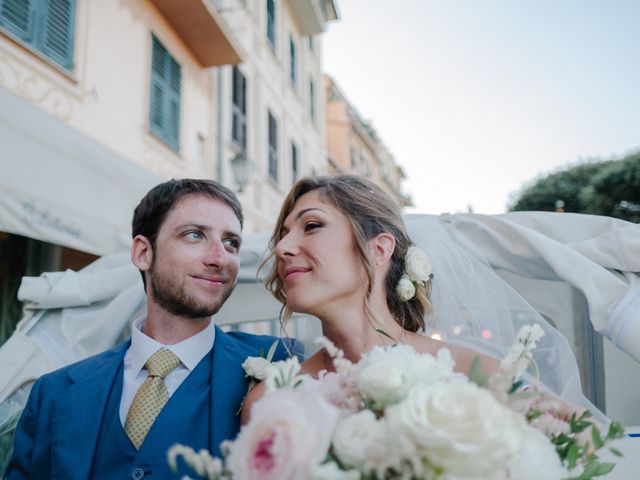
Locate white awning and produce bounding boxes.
[0,86,161,255]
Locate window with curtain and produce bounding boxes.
[232,66,247,150]
[0,0,76,70]
[268,111,278,182]
[149,35,181,151]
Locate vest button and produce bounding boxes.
[131,467,145,480]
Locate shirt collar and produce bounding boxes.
[129,316,216,376]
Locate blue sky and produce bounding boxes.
[323,0,640,213]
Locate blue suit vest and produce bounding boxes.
[90,349,213,480]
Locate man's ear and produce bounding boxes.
[131,235,153,272]
[369,232,396,267]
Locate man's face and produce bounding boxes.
[145,194,242,319]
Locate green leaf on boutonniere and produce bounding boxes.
[266,339,279,362]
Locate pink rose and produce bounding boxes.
[226,386,339,479]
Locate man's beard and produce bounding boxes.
[149,265,235,319]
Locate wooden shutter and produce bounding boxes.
[41,0,75,69]
[149,35,181,151]
[0,0,34,42]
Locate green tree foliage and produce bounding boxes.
[509,161,609,213]
[509,151,640,222]
[580,151,640,222]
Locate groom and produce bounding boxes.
[6,179,297,479]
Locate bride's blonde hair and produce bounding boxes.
[263,175,431,332]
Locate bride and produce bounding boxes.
[242,175,592,423]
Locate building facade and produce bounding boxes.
[0,0,337,342]
[324,74,411,207]
[213,0,338,232]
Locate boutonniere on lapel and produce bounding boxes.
[235,340,281,416]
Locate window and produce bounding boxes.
[266,0,275,49]
[149,35,181,151]
[0,0,76,70]
[309,78,316,122]
[268,111,278,182]
[291,141,298,183]
[289,35,296,86]
[231,67,247,150]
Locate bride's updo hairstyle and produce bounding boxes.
[264,175,431,332]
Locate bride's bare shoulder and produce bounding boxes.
[405,333,498,375]
[299,350,330,376]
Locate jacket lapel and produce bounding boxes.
[50,341,129,480]
[209,328,248,457]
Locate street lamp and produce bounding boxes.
[230,151,250,192]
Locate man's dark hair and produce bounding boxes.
[132,179,243,288]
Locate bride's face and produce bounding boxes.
[275,190,367,317]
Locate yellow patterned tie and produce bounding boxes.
[125,348,181,449]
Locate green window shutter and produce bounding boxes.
[40,0,76,70]
[149,35,181,151]
[0,0,76,70]
[149,37,167,132]
[0,0,35,42]
[165,56,181,150]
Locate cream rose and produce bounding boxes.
[308,462,360,480]
[404,246,432,284]
[386,382,527,477]
[332,410,384,468]
[396,274,416,301]
[356,344,460,407]
[505,426,567,480]
[242,356,273,381]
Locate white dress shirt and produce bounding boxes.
[118,316,216,426]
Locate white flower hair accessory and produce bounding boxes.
[396,246,432,301]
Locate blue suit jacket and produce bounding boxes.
[5,326,299,480]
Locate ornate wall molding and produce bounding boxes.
[0,48,76,122]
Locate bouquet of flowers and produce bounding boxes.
[169,325,623,480]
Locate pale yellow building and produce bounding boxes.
[324,74,411,207]
[214,0,338,232]
[0,0,337,341]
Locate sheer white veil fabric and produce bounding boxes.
[405,214,605,421]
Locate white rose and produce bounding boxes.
[396,274,416,301]
[405,246,432,283]
[386,382,527,477]
[505,426,567,480]
[356,357,409,407]
[332,411,410,477]
[242,356,273,380]
[308,462,361,480]
[332,410,383,468]
[356,345,460,407]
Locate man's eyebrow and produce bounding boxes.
[174,223,210,232]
